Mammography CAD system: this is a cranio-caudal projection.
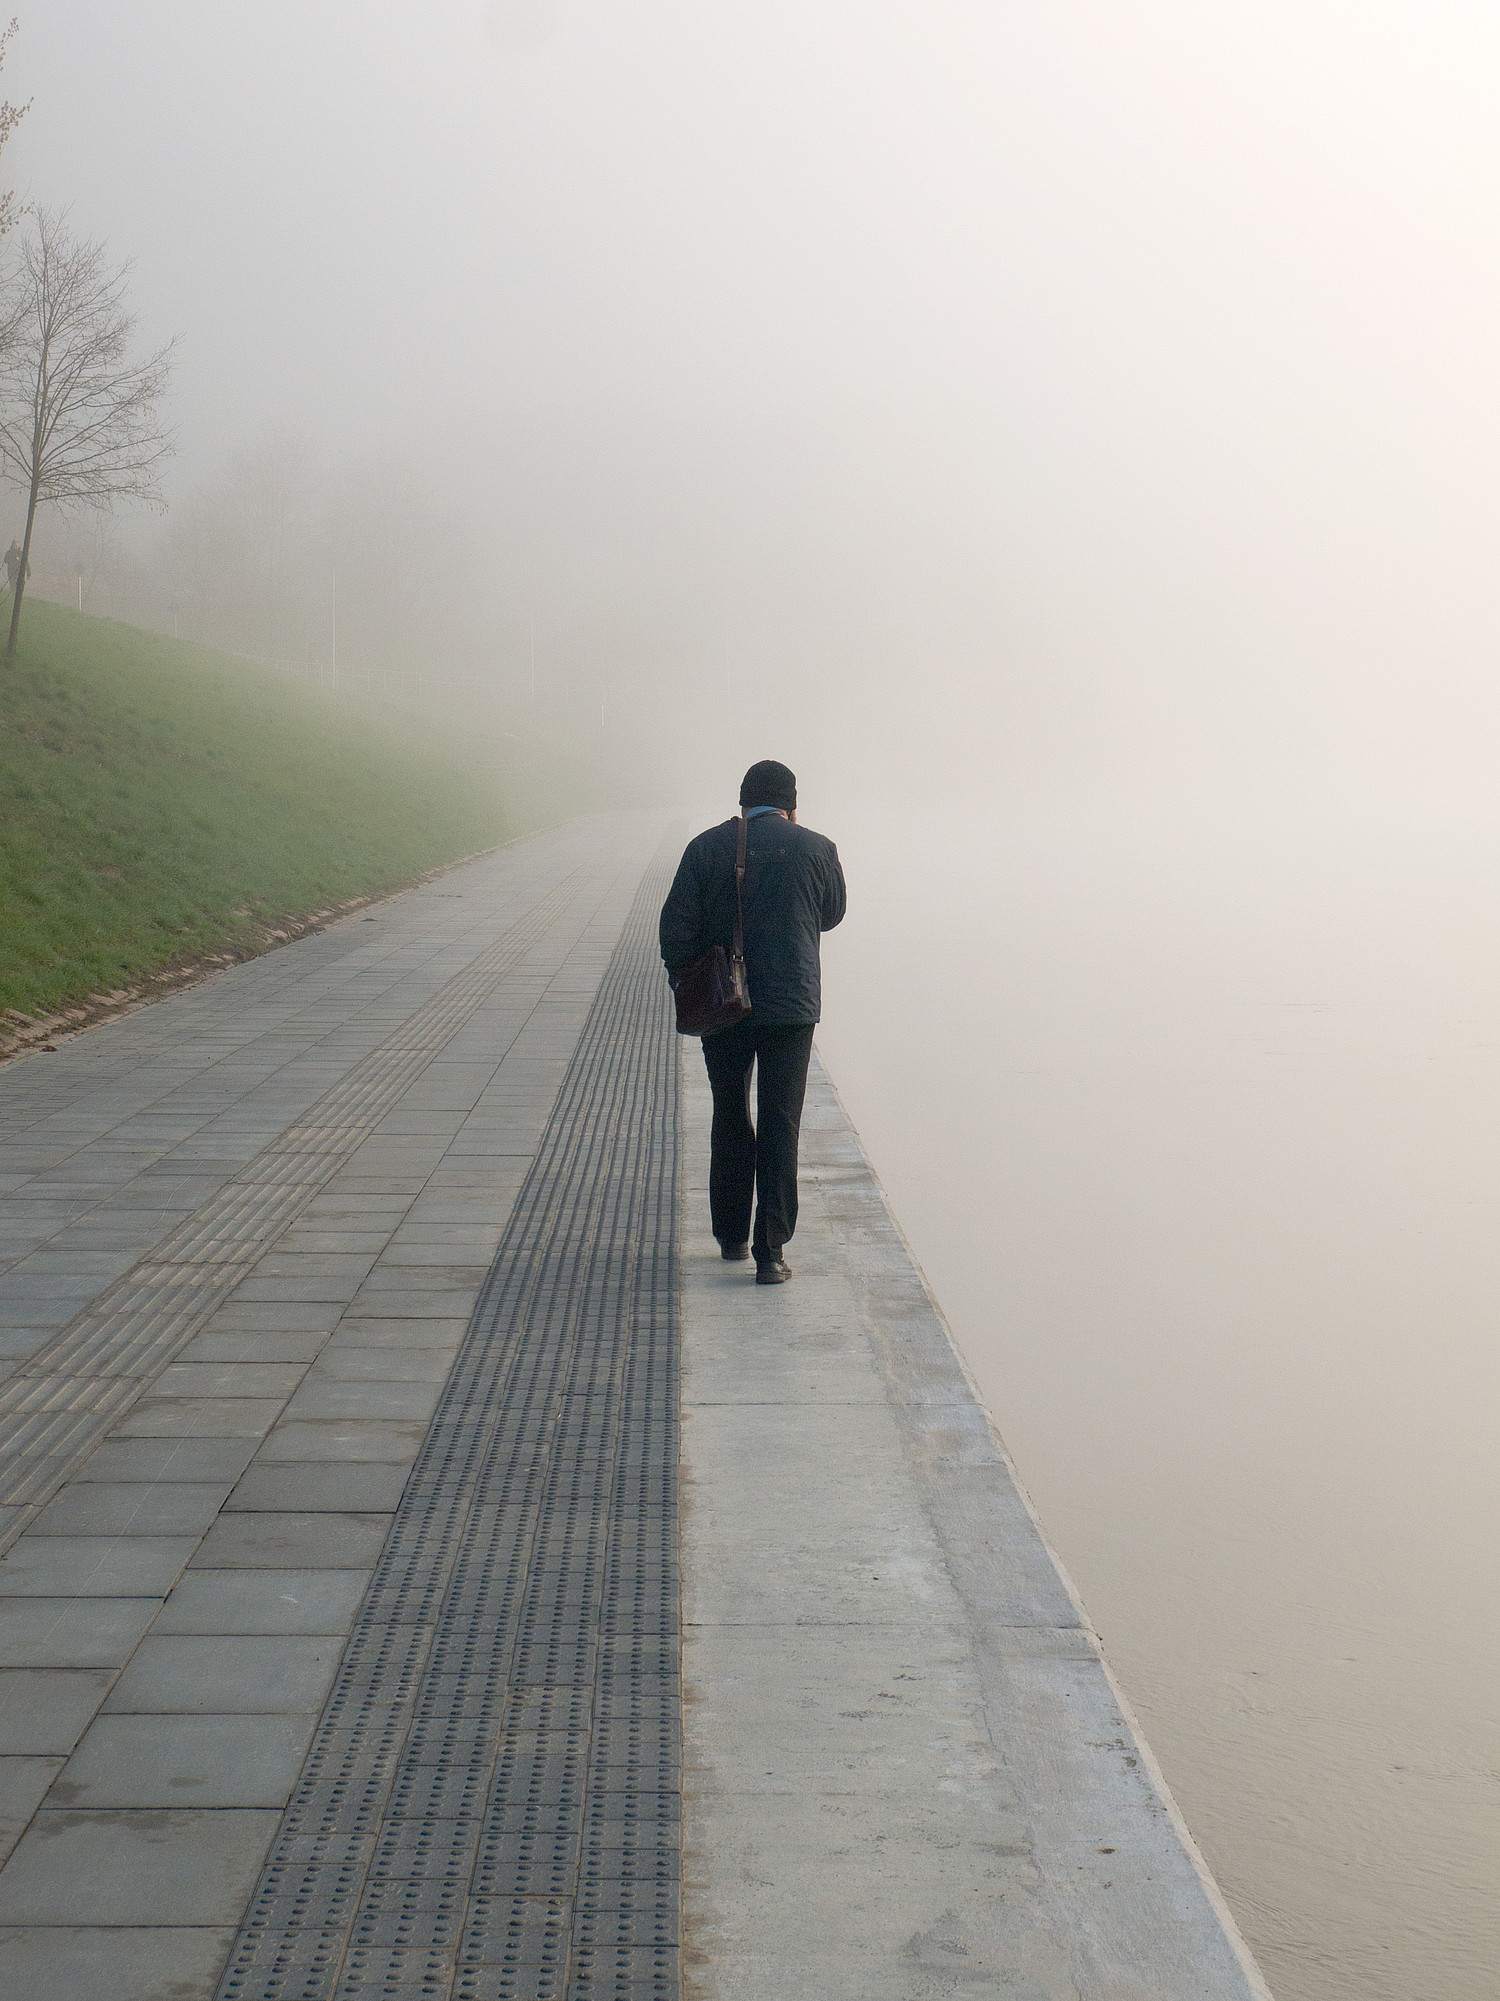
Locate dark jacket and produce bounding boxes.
[659,814,847,1026]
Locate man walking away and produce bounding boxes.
[2,541,23,594]
[659,760,847,1284]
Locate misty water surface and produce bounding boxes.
[816,786,1500,2001]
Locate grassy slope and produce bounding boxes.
[0,600,515,1016]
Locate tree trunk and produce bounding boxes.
[5,470,39,660]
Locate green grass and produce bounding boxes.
[0,600,517,1017]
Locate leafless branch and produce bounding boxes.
[0,20,29,240]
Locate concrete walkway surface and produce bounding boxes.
[679,1053,1272,1999]
[0,811,1271,2000]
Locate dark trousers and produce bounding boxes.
[701,1020,816,1256]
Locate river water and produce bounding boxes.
[815,785,1500,2001]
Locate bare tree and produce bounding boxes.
[0,208,177,657]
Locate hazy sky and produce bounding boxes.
[11,3,1500,792]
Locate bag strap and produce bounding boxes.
[733,814,747,964]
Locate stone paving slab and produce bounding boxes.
[155,1568,370,1635]
[678,1049,1273,2000]
[0,813,664,1995]
[0,1669,114,1753]
[0,1808,280,1924]
[0,1924,238,2001]
[0,1598,160,1668]
[102,1632,342,1714]
[49,1713,315,1807]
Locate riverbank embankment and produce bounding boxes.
[0,813,1269,1999]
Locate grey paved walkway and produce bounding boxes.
[0,809,1271,2001]
[0,813,666,1999]
[679,1054,1273,1999]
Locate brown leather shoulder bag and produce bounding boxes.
[668,815,751,1037]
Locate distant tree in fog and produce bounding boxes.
[0,209,177,657]
[23,504,124,611]
[325,458,463,688]
[158,443,471,688]
[162,431,319,664]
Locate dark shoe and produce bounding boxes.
[718,1239,751,1262]
[755,1255,790,1285]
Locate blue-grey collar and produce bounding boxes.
[741,805,788,820]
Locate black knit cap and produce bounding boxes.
[739,759,797,811]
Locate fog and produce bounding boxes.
[21,1,1500,797]
[12,5,1500,1995]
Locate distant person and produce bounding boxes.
[660,759,847,1283]
[2,541,23,592]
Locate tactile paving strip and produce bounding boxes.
[215,835,681,2001]
[0,856,600,1522]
